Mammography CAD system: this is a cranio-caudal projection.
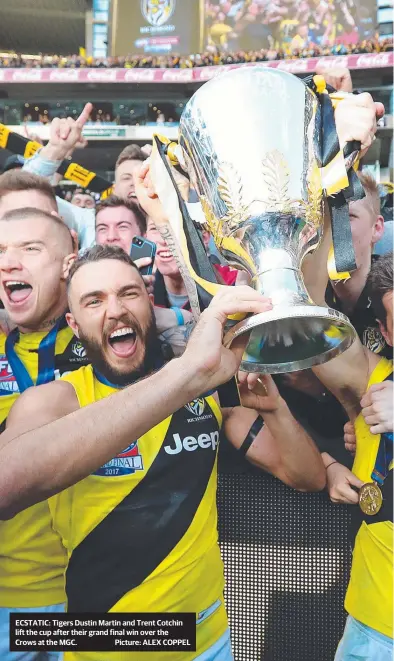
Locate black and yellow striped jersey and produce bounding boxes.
[50,364,228,660]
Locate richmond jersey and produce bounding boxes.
[0,325,88,607]
[345,357,393,637]
[50,365,228,660]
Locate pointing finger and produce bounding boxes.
[76,102,93,127]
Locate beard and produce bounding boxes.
[78,309,162,387]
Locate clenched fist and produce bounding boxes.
[334,92,384,157]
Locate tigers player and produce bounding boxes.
[3,245,325,661]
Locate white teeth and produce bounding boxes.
[109,327,135,339]
[159,251,172,258]
[6,281,28,287]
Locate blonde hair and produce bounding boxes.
[0,170,57,208]
[357,171,381,218]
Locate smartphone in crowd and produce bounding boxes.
[130,236,157,276]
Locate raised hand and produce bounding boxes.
[334,92,384,156]
[134,161,166,222]
[180,286,272,393]
[40,102,93,162]
[315,64,353,93]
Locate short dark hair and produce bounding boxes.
[115,144,145,170]
[0,207,73,249]
[367,253,393,327]
[0,170,57,208]
[67,244,139,288]
[95,194,147,235]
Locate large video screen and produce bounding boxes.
[112,0,200,56]
[204,0,377,51]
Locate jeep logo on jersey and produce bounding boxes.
[72,341,86,359]
[164,431,219,455]
[141,0,175,27]
[184,398,205,417]
[93,441,144,476]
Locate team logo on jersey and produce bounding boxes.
[141,0,175,27]
[363,327,385,354]
[185,398,205,417]
[93,441,144,477]
[71,341,87,359]
[0,355,18,395]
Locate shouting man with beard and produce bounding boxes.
[0,208,201,660]
[1,244,325,661]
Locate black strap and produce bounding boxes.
[154,136,218,298]
[153,135,241,409]
[305,80,361,274]
[239,415,265,457]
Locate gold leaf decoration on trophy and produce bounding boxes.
[200,196,224,248]
[217,162,250,231]
[305,161,323,227]
[261,149,291,211]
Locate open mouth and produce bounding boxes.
[157,250,174,262]
[4,280,33,305]
[108,326,137,358]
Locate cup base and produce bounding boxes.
[223,305,356,374]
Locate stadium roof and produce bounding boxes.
[0,0,90,55]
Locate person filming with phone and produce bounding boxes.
[94,194,192,352]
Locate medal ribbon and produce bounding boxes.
[5,316,67,393]
[371,372,393,485]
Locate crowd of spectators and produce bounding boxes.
[0,38,392,70]
[0,66,392,661]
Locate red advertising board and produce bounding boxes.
[0,52,391,84]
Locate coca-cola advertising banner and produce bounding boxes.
[0,52,392,84]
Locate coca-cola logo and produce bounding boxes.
[49,70,80,82]
[11,70,42,82]
[124,69,156,82]
[315,56,349,70]
[277,59,308,73]
[356,53,391,68]
[195,67,220,81]
[86,69,117,82]
[162,68,193,82]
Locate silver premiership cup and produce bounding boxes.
[178,66,356,373]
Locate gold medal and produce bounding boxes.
[359,482,383,516]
